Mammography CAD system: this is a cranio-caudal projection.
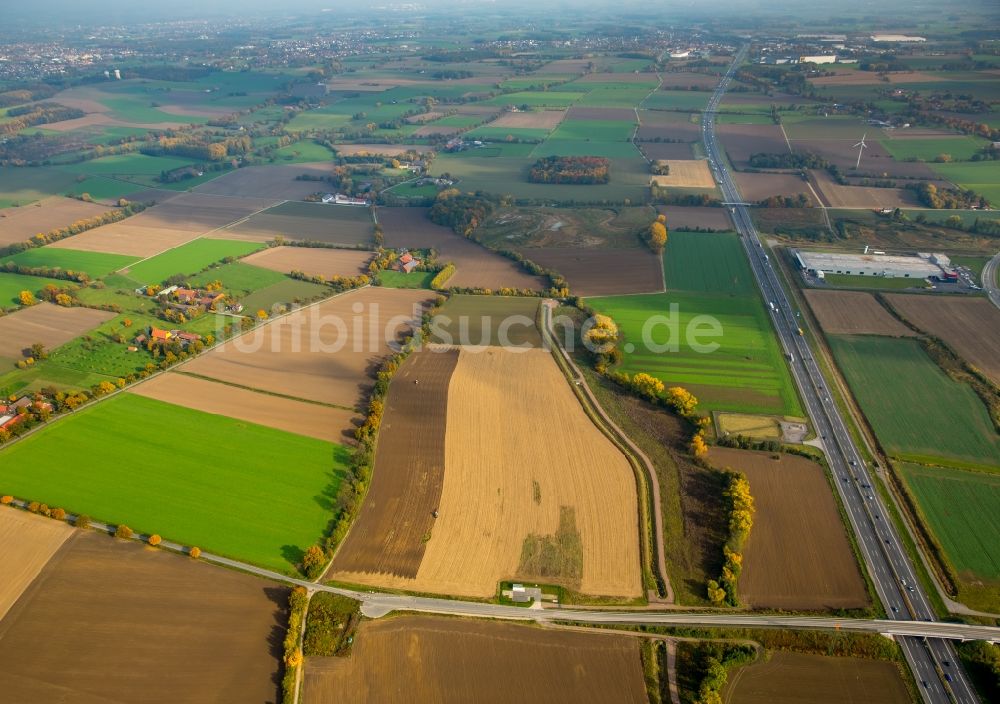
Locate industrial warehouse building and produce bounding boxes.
[794,250,956,280]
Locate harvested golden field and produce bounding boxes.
[183,287,430,409]
[887,294,1000,385]
[377,207,545,290]
[48,193,277,257]
[805,290,916,337]
[0,508,73,622]
[195,163,335,199]
[650,160,715,188]
[732,172,814,203]
[490,109,566,129]
[0,197,115,246]
[709,448,868,610]
[243,246,373,279]
[716,413,782,439]
[302,615,647,704]
[0,531,287,703]
[0,302,115,360]
[129,372,360,442]
[809,169,919,209]
[724,651,911,704]
[334,347,643,599]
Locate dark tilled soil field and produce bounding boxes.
[656,205,733,231]
[302,615,648,704]
[638,142,695,160]
[329,349,458,578]
[0,531,288,703]
[790,139,939,179]
[718,124,790,166]
[520,247,664,296]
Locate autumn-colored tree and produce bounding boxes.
[302,545,327,578]
[27,501,40,514]
[75,514,91,529]
[706,579,726,604]
[189,546,202,559]
[96,381,117,395]
[256,309,269,320]
[148,534,162,546]
[665,386,699,417]
[286,649,303,668]
[647,221,668,252]
[583,314,619,350]
[50,507,67,521]
[19,290,36,306]
[631,372,665,400]
[115,524,133,540]
[0,495,13,505]
[123,318,132,328]
[690,433,709,458]
[656,213,666,224]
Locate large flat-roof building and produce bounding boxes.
[794,250,950,279]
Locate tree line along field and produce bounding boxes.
[0,393,349,574]
[827,335,1000,471]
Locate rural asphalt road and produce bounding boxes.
[703,46,980,704]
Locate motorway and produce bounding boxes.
[703,46,979,703]
[984,252,1000,309]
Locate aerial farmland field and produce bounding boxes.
[0,247,139,279]
[0,302,116,360]
[429,294,542,347]
[804,290,916,337]
[0,393,348,573]
[332,347,642,599]
[242,246,373,280]
[121,237,265,283]
[708,448,868,610]
[0,196,115,246]
[0,530,287,703]
[0,508,73,622]
[828,335,1000,470]
[899,463,1000,588]
[303,615,647,704]
[223,200,375,246]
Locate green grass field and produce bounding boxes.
[821,274,930,290]
[929,161,1000,207]
[642,90,711,111]
[829,335,1000,470]
[0,272,72,306]
[662,231,752,295]
[547,119,635,142]
[123,239,265,284]
[0,248,139,280]
[240,278,331,313]
[590,290,802,416]
[0,168,78,208]
[880,136,988,162]
[484,91,585,108]
[529,139,642,159]
[272,140,336,163]
[58,153,200,188]
[900,463,1000,583]
[429,294,541,347]
[0,393,348,574]
[188,261,287,295]
[376,270,434,289]
[465,126,552,141]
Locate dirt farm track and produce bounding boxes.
[303,615,648,704]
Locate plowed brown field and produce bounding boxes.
[0,197,115,246]
[718,124,789,166]
[809,170,919,209]
[0,531,287,703]
[334,348,642,599]
[377,207,545,290]
[0,302,115,359]
[0,508,73,622]
[129,372,360,442]
[805,290,916,337]
[195,163,336,199]
[243,246,373,279]
[732,172,814,203]
[520,247,664,296]
[302,615,647,704]
[887,294,1000,385]
[222,201,374,246]
[656,205,733,230]
[724,652,910,704]
[709,448,868,610]
[330,349,458,577]
[48,193,277,257]
[183,287,430,409]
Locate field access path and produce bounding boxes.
[704,46,979,704]
[541,301,674,604]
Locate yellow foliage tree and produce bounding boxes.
[690,433,709,458]
[19,290,36,306]
[631,372,665,399]
[665,386,699,417]
[648,221,667,252]
[189,546,202,559]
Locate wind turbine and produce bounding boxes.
[853,133,868,170]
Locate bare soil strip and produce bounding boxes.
[330,349,458,577]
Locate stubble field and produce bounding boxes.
[0,531,287,703]
[302,615,647,704]
[708,448,868,610]
[332,347,642,599]
[194,163,336,199]
[184,287,430,410]
[804,290,916,337]
[243,246,373,279]
[223,201,375,247]
[649,159,715,188]
[0,508,74,622]
[0,197,116,246]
